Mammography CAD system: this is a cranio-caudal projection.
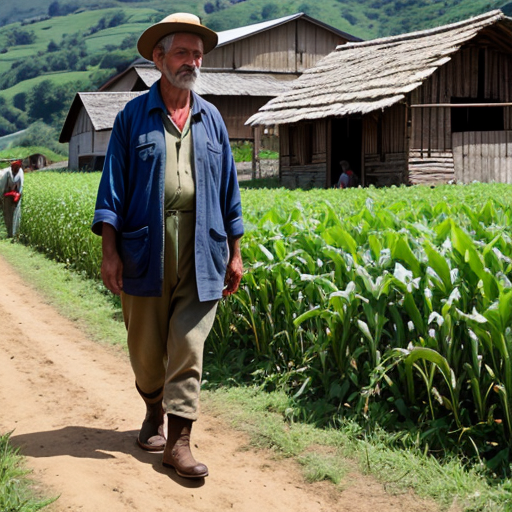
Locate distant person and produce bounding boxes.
[3,159,24,238]
[337,160,358,189]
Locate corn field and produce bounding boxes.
[20,172,512,472]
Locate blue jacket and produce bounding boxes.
[92,81,244,301]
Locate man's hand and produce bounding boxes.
[101,223,123,295]
[223,237,243,296]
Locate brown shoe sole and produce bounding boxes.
[162,461,208,479]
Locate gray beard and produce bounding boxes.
[162,64,200,90]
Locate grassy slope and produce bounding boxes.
[0,0,205,26]
[0,8,158,103]
[0,72,91,101]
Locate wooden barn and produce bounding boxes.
[247,10,512,188]
[97,62,294,141]
[60,12,360,170]
[60,92,141,170]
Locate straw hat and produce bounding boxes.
[137,13,218,61]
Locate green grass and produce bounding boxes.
[84,22,152,53]
[0,71,91,101]
[202,387,512,511]
[0,146,67,167]
[0,0,205,26]
[0,432,55,512]
[0,239,126,348]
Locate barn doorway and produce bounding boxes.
[330,117,362,187]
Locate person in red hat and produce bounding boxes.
[3,159,23,238]
[92,13,243,479]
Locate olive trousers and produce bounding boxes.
[121,212,218,420]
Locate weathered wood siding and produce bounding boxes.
[409,43,512,183]
[204,95,273,140]
[68,108,111,170]
[104,70,139,92]
[364,153,408,186]
[203,19,345,72]
[361,104,408,185]
[453,131,512,183]
[279,120,328,188]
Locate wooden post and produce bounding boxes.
[252,126,261,180]
[326,118,332,188]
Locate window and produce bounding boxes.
[451,98,504,132]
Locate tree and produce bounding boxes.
[27,80,88,129]
[261,4,279,20]
[27,80,66,124]
[47,40,59,52]
[0,116,17,137]
[48,1,61,16]
[204,2,216,14]
[99,51,135,73]
[4,27,36,46]
[13,92,27,111]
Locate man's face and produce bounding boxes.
[154,33,203,90]
[11,163,20,174]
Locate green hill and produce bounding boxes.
[0,0,509,142]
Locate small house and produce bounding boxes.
[247,10,512,188]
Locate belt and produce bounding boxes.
[165,209,194,217]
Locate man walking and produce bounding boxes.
[3,159,24,238]
[92,13,244,479]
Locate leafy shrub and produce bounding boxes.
[3,27,36,46]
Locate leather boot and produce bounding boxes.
[136,383,166,452]
[163,414,208,478]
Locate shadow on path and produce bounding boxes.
[10,426,205,488]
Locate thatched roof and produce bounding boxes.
[59,92,143,142]
[247,10,512,126]
[106,66,297,96]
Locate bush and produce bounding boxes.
[3,27,36,46]
[261,3,279,19]
[13,93,26,111]
[99,51,135,73]
[15,122,69,156]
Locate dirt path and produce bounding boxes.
[0,254,440,512]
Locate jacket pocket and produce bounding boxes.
[120,226,150,279]
[206,140,222,185]
[136,142,156,162]
[209,227,229,275]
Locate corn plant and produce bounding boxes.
[18,172,512,470]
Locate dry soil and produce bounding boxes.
[0,254,441,512]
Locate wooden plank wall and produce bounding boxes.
[410,46,512,152]
[279,120,328,188]
[281,164,327,189]
[364,153,408,187]
[296,20,344,72]
[205,95,273,139]
[104,71,138,92]
[363,104,406,155]
[453,131,512,183]
[408,151,455,184]
[71,108,93,137]
[362,104,407,185]
[409,45,512,183]
[203,20,345,72]
[204,23,296,71]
